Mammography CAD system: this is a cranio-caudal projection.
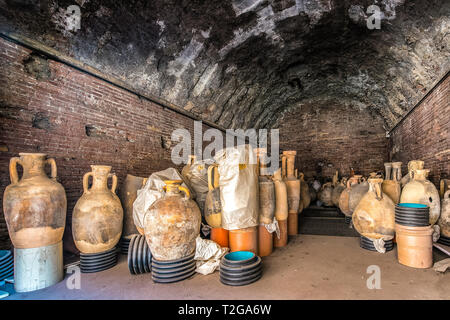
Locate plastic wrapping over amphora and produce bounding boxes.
[352,178,395,239]
[3,153,66,249]
[273,169,288,220]
[119,174,147,237]
[144,180,201,260]
[282,151,300,214]
[72,165,123,254]
[400,169,440,225]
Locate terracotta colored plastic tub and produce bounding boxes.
[288,212,298,236]
[229,227,258,254]
[211,228,229,248]
[258,225,273,257]
[395,223,433,269]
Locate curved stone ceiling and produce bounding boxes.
[1,0,449,130]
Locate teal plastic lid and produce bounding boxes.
[398,203,428,208]
[224,251,255,261]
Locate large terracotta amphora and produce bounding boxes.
[332,178,347,207]
[438,190,450,238]
[282,151,300,236]
[400,160,424,187]
[352,178,395,239]
[272,168,288,247]
[339,175,363,216]
[144,180,201,260]
[119,174,147,238]
[3,153,66,249]
[400,169,441,225]
[3,153,66,292]
[318,182,334,207]
[382,162,402,204]
[72,165,123,254]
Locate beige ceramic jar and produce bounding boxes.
[72,165,123,254]
[400,169,440,225]
[3,153,66,249]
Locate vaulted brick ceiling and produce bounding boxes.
[1,0,449,130]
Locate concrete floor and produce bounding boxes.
[5,235,450,300]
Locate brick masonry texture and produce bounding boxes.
[389,74,450,187]
[0,38,220,250]
[278,104,389,180]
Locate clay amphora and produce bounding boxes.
[382,162,401,204]
[119,174,147,237]
[332,178,347,207]
[256,148,275,224]
[348,178,370,214]
[438,190,450,238]
[72,165,123,254]
[400,160,424,187]
[282,151,301,214]
[440,179,450,199]
[400,169,440,225]
[384,162,392,180]
[352,178,395,239]
[299,173,311,210]
[339,175,363,216]
[272,169,288,247]
[144,180,201,260]
[318,182,334,207]
[3,153,66,249]
[272,169,288,221]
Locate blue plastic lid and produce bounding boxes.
[398,203,428,208]
[224,251,255,261]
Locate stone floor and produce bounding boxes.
[5,235,450,300]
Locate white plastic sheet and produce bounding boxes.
[194,236,229,275]
[214,145,259,230]
[182,158,213,213]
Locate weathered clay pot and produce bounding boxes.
[144,180,201,260]
[318,182,334,207]
[384,162,392,180]
[352,178,395,239]
[438,190,450,238]
[272,169,288,221]
[332,178,347,207]
[382,162,402,204]
[299,173,311,210]
[3,153,66,249]
[72,165,123,254]
[339,175,363,216]
[348,179,370,214]
[282,151,301,214]
[119,174,147,237]
[400,169,440,225]
[400,160,424,187]
[440,179,450,199]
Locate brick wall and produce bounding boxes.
[389,73,450,186]
[277,104,389,180]
[0,37,221,250]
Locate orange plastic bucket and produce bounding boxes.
[258,225,273,257]
[229,227,258,255]
[211,227,229,248]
